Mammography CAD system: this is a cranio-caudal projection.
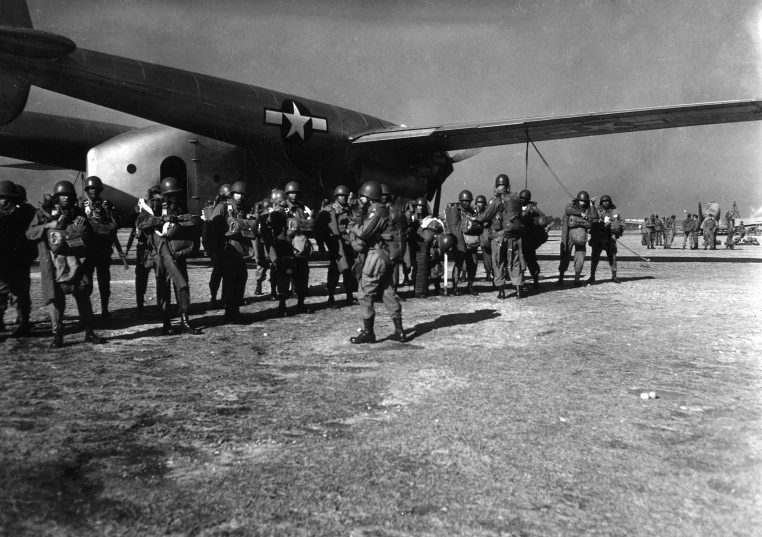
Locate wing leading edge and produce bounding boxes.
[350,99,762,153]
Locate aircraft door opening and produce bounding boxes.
[160,156,189,207]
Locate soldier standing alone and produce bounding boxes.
[588,194,623,284]
[703,213,718,250]
[347,181,405,344]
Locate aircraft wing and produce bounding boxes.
[350,100,762,153]
[0,111,135,170]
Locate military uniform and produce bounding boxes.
[79,192,120,319]
[589,201,623,283]
[219,197,256,320]
[646,215,656,249]
[348,189,405,343]
[0,182,33,336]
[319,199,357,305]
[702,215,718,250]
[445,201,478,295]
[136,184,200,335]
[407,201,434,298]
[654,216,663,246]
[475,204,493,281]
[558,195,597,286]
[681,215,694,249]
[520,201,546,289]
[724,211,735,249]
[133,195,159,314]
[26,183,104,347]
[664,216,676,249]
[477,192,525,297]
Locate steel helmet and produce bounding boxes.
[285,181,300,194]
[148,184,162,196]
[380,183,391,196]
[415,197,428,208]
[495,174,510,188]
[0,180,16,197]
[161,176,184,195]
[272,190,287,204]
[231,181,247,195]
[475,195,487,204]
[576,191,590,202]
[218,183,232,196]
[14,183,27,201]
[458,190,473,202]
[84,176,104,193]
[261,199,272,210]
[437,233,457,254]
[53,180,77,197]
[519,189,532,203]
[333,185,350,197]
[358,181,382,201]
[600,194,612,204]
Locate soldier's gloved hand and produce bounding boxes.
[162,214,178,224]
[74,216,86,226]
[56,215,68,229]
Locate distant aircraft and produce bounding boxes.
[1,0,762,214]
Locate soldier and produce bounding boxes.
[131,184,162,316]
[217,181,257,322]
[664,214,676,249]
[252,197,274,296]
[702,213,718,250]
[477,174,525,298]
[136,177,201,335]
[588,194,623,284]
[645,214,656,249]
[347,181,405,344]
[283,181,312,310]
[318,185,357,308]
[80,176,123,321]
[681,212,694,250]
[519,189,546,289]
[407,197,435,298]
[724,210,735,249]
[0,181,33,337]
[26,180,106,347]
[557,191,597,286]
[692,214,700,249]
[380,184,409,297]
[445,190,479,296]
[202,183,231,309]
[641,217,649,246]
[474,195,493,282]
[654,214,663,246]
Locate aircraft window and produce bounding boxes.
[213,174,220,183]
[127,164,137,174]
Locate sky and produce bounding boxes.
[5,0,762,219]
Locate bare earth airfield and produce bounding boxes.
[1,232,761,536]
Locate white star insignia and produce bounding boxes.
[283,102,310,140]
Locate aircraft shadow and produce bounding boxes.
[401,308,501,342]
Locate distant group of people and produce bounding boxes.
[641,214,677,249]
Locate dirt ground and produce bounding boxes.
[1,231,761,536]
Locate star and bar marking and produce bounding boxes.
[264,99,328,144]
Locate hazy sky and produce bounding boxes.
[6,0,762,219]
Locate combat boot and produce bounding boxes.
[515,286,524,299]
[161,316,173,335]
[10,320,31,338]
[84,327,107,344]
[433,281,442,295]
[611,271,621,284]
[345,292,355,306]
[497,285,506,299]
[276,298,288,317]
[350,318,376,344]
[100,306,112,322]
[269,283,278,301]
[587,274,596,284]
[296,296,314,314]
[136,297,146,318]
[555,273,564,286]
[533,275,540,289]
[467,282,477,296]
[50,330,64,348]
[178,314,201,334]
[451,282,460,296]
[208,297,219,311]
[573,274,582,286]
[327,294,337,309]
[255,283,263,295]
[392,318,407,343]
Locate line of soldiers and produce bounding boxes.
[2,172,627,346]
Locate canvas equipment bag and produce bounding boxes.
[164,216,202,259]
[47,223,93,257]
[292,233,313,257]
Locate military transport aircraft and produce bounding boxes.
[1,0,761,215]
